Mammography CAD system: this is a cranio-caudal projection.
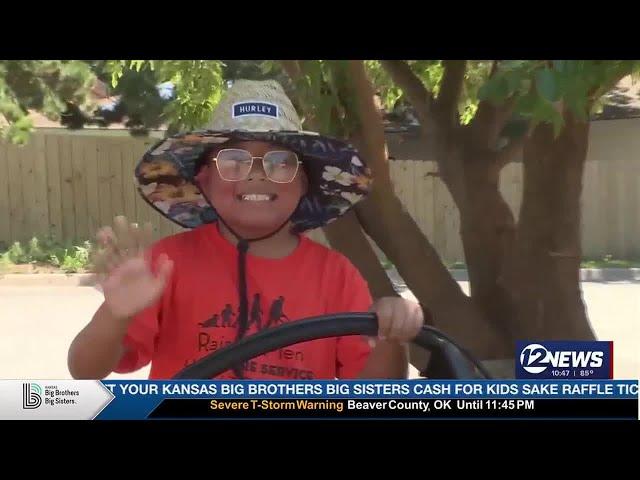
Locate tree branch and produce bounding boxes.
[472,96,517,150]
[435,60,467,126]
[380,60,434,131]
[280,60,303,80]
[279,60,320,130]
[469,61,519,149]
[347,60,392,188]
[495,135,526,169]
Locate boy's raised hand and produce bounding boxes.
[92,216,173,321]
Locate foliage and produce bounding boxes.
[108,60,225,131]
[0,60,96,144]
[0,237,93,273]
[478,60,640,136]
[363,60,640,134]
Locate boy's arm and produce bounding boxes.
[68,217,171,380]
[358,297,425,378]
[67,303,130,379]
[334,257,414,379]
[358,339,409,379]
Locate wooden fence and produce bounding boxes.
[1,120,639,262]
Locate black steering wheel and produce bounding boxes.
[172,313,493,380]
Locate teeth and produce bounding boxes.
[241,194,272,201]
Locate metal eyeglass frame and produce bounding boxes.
[210,148,303,184]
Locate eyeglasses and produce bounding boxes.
[210,148,302,184]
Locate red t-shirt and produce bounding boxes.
[114,223,373,379]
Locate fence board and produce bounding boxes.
[121,140,138,225]
[0,142,11,245]
[58,136,76,242]
[45,134,63,242]
[97,139,113,231]
[6,142,25,242]
[109,139,124,220]
[32,134,49,238]
[20,139,37,239]
[71,137,89,241]
[84,137,100,238]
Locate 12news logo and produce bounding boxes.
[23,383,42,409]
[516,341,614,379]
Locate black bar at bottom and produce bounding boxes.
[147,398,638,419]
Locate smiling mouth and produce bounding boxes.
[237,193,277,202]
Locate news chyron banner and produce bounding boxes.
[0,380,637,420]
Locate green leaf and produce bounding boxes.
[260,60,276,75]
[536,68,558,102]
[505,71,523,93]
[566,89,589,121]
[479,75,510,103]
[477,81,495,102]
[531,98,556,123]
[129,60,146,72]
[514,93,537,117]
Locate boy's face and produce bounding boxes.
[199,140,307,237]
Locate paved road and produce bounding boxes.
[0,282,637,380]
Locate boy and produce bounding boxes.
[68,80,425,380]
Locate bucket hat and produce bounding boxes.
[134,79,373,233]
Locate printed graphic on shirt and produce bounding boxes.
[198,295,290,334]
[188,294,315,379]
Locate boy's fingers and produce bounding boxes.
[90,250,108,274]
[92,246,114,272]
[375,300,393,340]
[98,225,124,263]
[411,304,425,337]
[388,302,408,341]
[95,272,108,287]
[128,222,141,256]
[138,222,154,254]
[96,226,116,248]
[113,215,135,253]
[104,248,122,274]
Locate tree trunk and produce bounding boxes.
[502,114,595,340]
[356,188,510,359]
[455,148,518,345]
[323,212,397,299]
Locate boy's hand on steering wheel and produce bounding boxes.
[370,297,424,343]
[91,216,173,322]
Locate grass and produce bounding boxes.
[0,236,93,273]
[2,237,639,275]
[380,255,640,272]
[581,255,640,269]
